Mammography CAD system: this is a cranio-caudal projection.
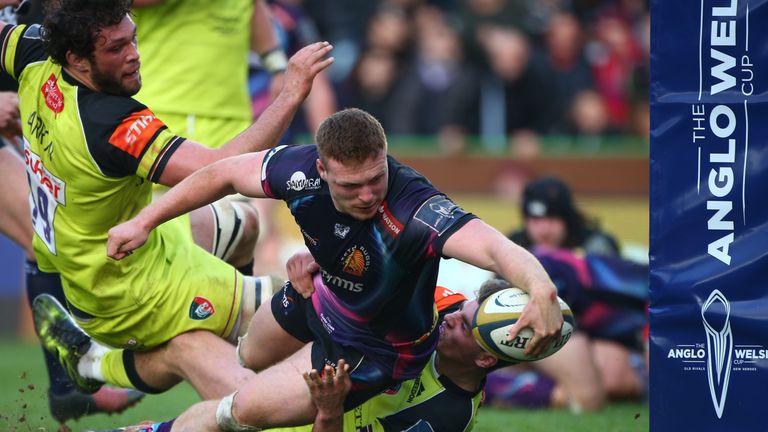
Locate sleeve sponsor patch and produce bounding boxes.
[108,108,165,158]
[413,195,465,236]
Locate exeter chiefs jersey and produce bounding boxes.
[0,24,235,317]
[261,145,476,380]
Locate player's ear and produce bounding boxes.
[65,51,90,73]
[316,158,327,181]
[475,352,498,370]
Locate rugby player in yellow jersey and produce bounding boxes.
[104,279,519,432]
[0,0,333,403]
[131,0,288,149]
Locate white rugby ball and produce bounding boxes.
[471,287,575,362]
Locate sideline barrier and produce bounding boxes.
[651,1,768,430]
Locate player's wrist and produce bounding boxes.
[259,47,288,75]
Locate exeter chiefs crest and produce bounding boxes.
[189,296,216,320]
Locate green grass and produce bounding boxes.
[0,339,648,432]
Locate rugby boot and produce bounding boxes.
[49,387,145,422]
[32,294,103,394]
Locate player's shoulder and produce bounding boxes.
[76,88,148,127]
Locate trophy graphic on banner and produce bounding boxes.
[701,289,732,419]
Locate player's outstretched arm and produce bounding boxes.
[304,359,351,432]
[155,41,334,186]
[442,218,563,357]
[107,152,267,260]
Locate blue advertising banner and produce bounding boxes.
[651,0,768,430]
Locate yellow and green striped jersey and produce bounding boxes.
[0,23,218,318]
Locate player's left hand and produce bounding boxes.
[507,285,563,357]
[107,219,150,260]
[303,359,351,418]
[286,251,319,298]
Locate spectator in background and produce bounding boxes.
[386,6,480,154]
[477,25,552,135]
[509,176,620,256]
[587,15,643,132]
[488,175,648,412]
[534,12,595,135]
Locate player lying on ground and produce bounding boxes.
[101,279,523,432]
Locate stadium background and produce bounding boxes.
[0,0,649,430]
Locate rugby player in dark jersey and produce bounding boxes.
[108,107,563,431]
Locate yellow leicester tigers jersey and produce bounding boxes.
[132,0,254,120]
[277,353,482,432]
[0,24,198,316]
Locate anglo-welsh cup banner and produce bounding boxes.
[651,1,768,430]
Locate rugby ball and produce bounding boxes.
[472,287,575,362]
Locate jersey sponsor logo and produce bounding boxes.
[286,171,321,191]
[24,144,66,253]
[109,108,164,158]
[24,147,65,204]
[301,229,319,247]
[319,312,336,334]
[321,268,363,293]
[378,201,403,237]
[189,296,216,320]
[334,223,350,239]
[406,379,426,403]
[413,195,463,236]
[341,246,370,277]
[41,73,64,114]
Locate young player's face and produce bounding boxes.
[89,15,141,97]
[525,216,567,249]
[438,300,486,365]
[318,151,389,221]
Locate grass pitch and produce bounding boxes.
[0,340,648,432]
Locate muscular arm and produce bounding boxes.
[107,152,268,259]
[443,218,563,356]
[155,41,332,186]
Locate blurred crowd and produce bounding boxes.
[259,0,650,155]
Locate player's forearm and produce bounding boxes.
[493,240,557,299]
[215,90,301,159]
[139,161,236,231]
[251,0,280,55]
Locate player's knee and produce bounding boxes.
[166,330,215,354]
[229,202,260,268]
[208,199,259,267]
[217,391,262,431]
[570,382,605,412]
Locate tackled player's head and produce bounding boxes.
[438,279,517,373]
[315,108,389,221]
[42,0,141,97]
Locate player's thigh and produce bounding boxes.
[241,294,306,371]
[234,344,317,428]
[79,252,243,349]
[591,339,644,398]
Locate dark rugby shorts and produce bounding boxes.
[271,281,398,410]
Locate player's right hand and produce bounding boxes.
[286,251,319,298]
[280,41,334,104]
[107,220,150,260]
